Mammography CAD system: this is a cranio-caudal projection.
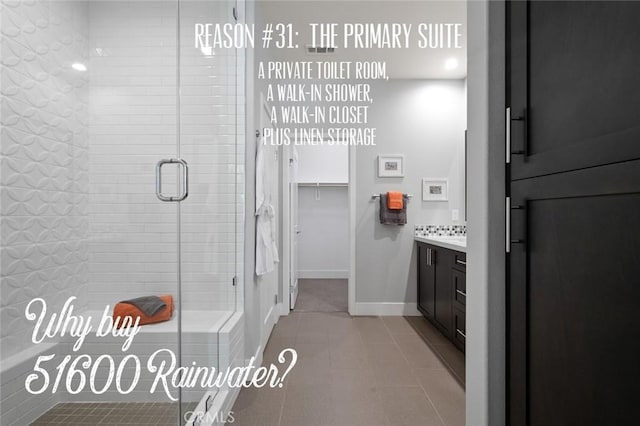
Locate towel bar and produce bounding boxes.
[371,194,413,200]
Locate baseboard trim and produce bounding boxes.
[251,344,264,369]
[278,302,290,316]
[298,270,349,279]
[352,302,422,316]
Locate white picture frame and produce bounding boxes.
[378,155,404,177]
[422,178,448,201]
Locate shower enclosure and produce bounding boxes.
[0,0,245,424]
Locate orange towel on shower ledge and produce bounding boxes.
[387,191,404,210]
[113,294,174,328]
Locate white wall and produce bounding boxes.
[467,1,506,424]
[244,0,281,363]
[297,186,349,279]
[256,96,280,354]
[354,79,466,312]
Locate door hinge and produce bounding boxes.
[275,294,278,304]
[232,7,238,21]
[232,276,237,286]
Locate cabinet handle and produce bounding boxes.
[506,106,527,158]
[456,289,466,298]
[426,248,432,266]
[506,196,511,253]
[456,329,466,339]
[506,107,512,163]
[456,259,466,266]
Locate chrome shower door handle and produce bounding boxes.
[156,158,189,202]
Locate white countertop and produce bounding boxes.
[415,235,467,253]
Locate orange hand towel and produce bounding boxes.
[387,191,404,210]
[113,294,174,328]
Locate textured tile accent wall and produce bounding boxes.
[0,0,90,360]
[0,0,89,423]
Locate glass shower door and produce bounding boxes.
[87,0,185,422]
[177,0,241,424]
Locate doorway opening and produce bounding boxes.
[282,142,350,314]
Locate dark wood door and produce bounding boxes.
[418,243,435,318]
[507,2,640,425]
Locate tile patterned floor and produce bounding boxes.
[232,313,465,426]
[31,402,197,425]
[406,317,466,386]
[294,279,348,313]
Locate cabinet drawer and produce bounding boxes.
[452,269,466,310]
[453,308,466,352]
[453,251,466,272]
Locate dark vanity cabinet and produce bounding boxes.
[417,242,466,352]
[451,254,466,352]
[418,244,436,317]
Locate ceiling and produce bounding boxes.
[257,0,467,79]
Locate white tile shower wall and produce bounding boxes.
[87,1,244,311]
[87,1,179,309]
[0,0,90,360]
[215,312,245,412]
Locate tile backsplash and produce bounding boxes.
[415,225,467,237]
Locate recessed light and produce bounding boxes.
[72,63,87,72]
[445,58,458,70]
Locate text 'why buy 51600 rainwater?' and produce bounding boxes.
[23,297,298,400]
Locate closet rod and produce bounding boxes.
[297,182,349,187]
